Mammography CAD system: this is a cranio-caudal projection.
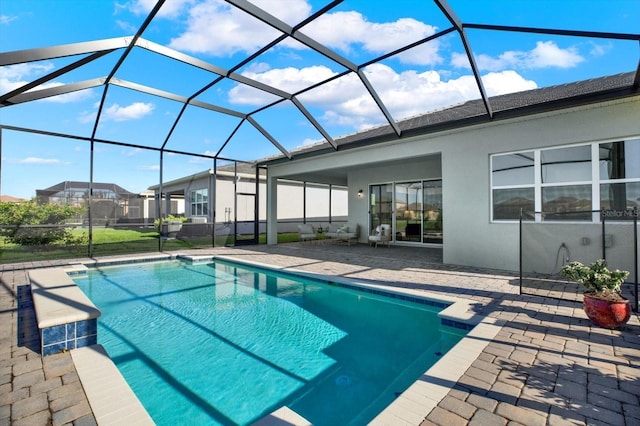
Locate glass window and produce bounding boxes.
[492,139,639,222]
[541,146,591,183]
[493,188,534,220]
[542,185,592,220]
[190,189,208,217]
[601,182,640,212]
[492,152,534,186]
[491,151,534,221]
[599,139,640,180]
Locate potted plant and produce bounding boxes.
[155,215,186,238]
[561,259,631,329]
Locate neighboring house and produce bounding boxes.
[34,181,183,225]
[0,195,26,203]
[260,72,640,274]
[149,163,348,233]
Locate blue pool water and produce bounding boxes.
[74,259,466,425]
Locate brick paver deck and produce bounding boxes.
[1,243,638,425]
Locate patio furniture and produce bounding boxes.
[324,223,360,245]
[369,224,391,248]
[405,223,421,241]
[297,224,317,242]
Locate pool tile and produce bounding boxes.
[42,325,66,345]
[77,319,97,336]
[66,323,76,340]
[76,335,97,348]
[42,342,66,356]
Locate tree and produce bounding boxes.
[0,200,84,245]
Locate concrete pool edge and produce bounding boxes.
[71,345,155,426]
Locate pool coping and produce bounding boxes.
[71,345,155,426]
[50,254,503,425]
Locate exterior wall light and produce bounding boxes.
[357,189,364,198]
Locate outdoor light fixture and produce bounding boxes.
[357,189,364,197]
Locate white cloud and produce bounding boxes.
[103,102,154,121]
[0,15,18,25]
[125,0,195,18]
[459,41,585,72]
[0,63,93,104]
[115,19,138,33]
[137,164,160,171]
[0,63,54,93]
[131,0,311,55]
[123,148,143,156]
[302,12,441,65]
[128,0,312,23]
[481,70,538,96]
[235,63,538,130]
[164,0,441,66]
[18,157,62,165]
[588,41,611,57]
[168,0,283,56]
[245,0,312,25]
[187,150,218,163]
[526,41,584,68]
[78,110,97,124]
[230,65,337,104]
[300,137,322,146]
[451,52,471,69]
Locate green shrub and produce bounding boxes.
[153,215,189,231]
[0,200,84,245]
[561,259,629,294]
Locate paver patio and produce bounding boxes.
[1,243,638,425]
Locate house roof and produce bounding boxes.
[147,162,261,191]
[35,181,137,197]
[0,195,26,203]
[259,71,639,165]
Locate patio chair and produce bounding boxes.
[324,223,359,245]
[369,224,391,248]
[297,224,317,242]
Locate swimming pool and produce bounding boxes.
[74,258,467,425]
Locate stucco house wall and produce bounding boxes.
[153,171,347,228]
[265,97,640,272]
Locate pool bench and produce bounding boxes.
[29,267,101,356]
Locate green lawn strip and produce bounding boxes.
[0,229,302,264]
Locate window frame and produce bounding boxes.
[490,137,640,223]
[189,188,208,217]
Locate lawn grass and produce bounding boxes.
[0,228,302,264]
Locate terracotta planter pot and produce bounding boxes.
[582,293,631,329]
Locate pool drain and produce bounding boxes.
[335,375,352,387]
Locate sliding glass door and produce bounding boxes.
[395,182,422,242]
[369,184,393,235]
[423,180,443,244]
[369,180,442,245]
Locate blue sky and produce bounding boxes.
[0,0,638,199]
